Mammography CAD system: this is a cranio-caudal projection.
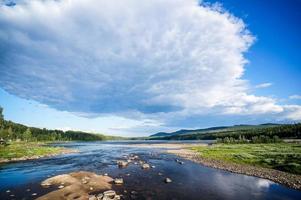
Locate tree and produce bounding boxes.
[23,128,32,141]
[7,127,13,140]
[0,106,3,129]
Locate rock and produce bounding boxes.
[117,160,128,168]
[141,163,150,169]
[114,178,124,184]
[41,182,51,187]
[175,159,184,164]
[89,195,97,200]
[103,190,116,198]
[165,178,172,183]
[131,191,138,195]
[129,155,139,160]
[96,193,104,200]
[37,171,113,200]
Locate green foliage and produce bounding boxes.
[217,135,282,144]
[192,143,301,175]
[0,106,3,129]
[23,128,32,141]
[0,142,63,160]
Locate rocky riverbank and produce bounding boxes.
[167,148,301,191]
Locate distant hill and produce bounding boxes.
[149,123,301,140]
[150,123,283,138]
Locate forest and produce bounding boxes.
[0,107,120,141]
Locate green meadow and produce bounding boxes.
[192,143,301,175]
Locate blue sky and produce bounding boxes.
[205,0,301,99]
[0,0,300,136]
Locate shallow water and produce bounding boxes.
[0,141,300,200]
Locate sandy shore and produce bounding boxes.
[129,143,301,191]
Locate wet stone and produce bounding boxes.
[142,163,150,169]
[165,178,172,183]
[114,178,124,185]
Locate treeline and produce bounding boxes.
[0,107,121,141]
[216,135,282,144]
[150,123,301,140]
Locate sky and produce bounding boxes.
[0,0,300,136]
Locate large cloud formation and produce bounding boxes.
[0,0,300,126]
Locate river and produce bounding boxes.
[0,141,301,200]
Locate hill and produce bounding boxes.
[150,124,281,137]
[149,123,301,140]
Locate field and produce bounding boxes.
[192,143,301,175]
[0,142,65,162]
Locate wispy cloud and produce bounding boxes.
[289,95,301,100]
[0,0,300,134]
[255,82,273,89]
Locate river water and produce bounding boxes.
[0,141,301,200]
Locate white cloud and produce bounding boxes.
[0,0,300,133]
[289,95,301,100]
[255,82,273,89]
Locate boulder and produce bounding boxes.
[37,171,113,200]
[141,163,150,169]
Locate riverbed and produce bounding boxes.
[0,141,301,200]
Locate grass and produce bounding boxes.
[191,143,301,175]
[0,141,64,160]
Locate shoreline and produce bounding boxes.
[167,148,301,191]
[129,143,301,191]
[0,142,78,164]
